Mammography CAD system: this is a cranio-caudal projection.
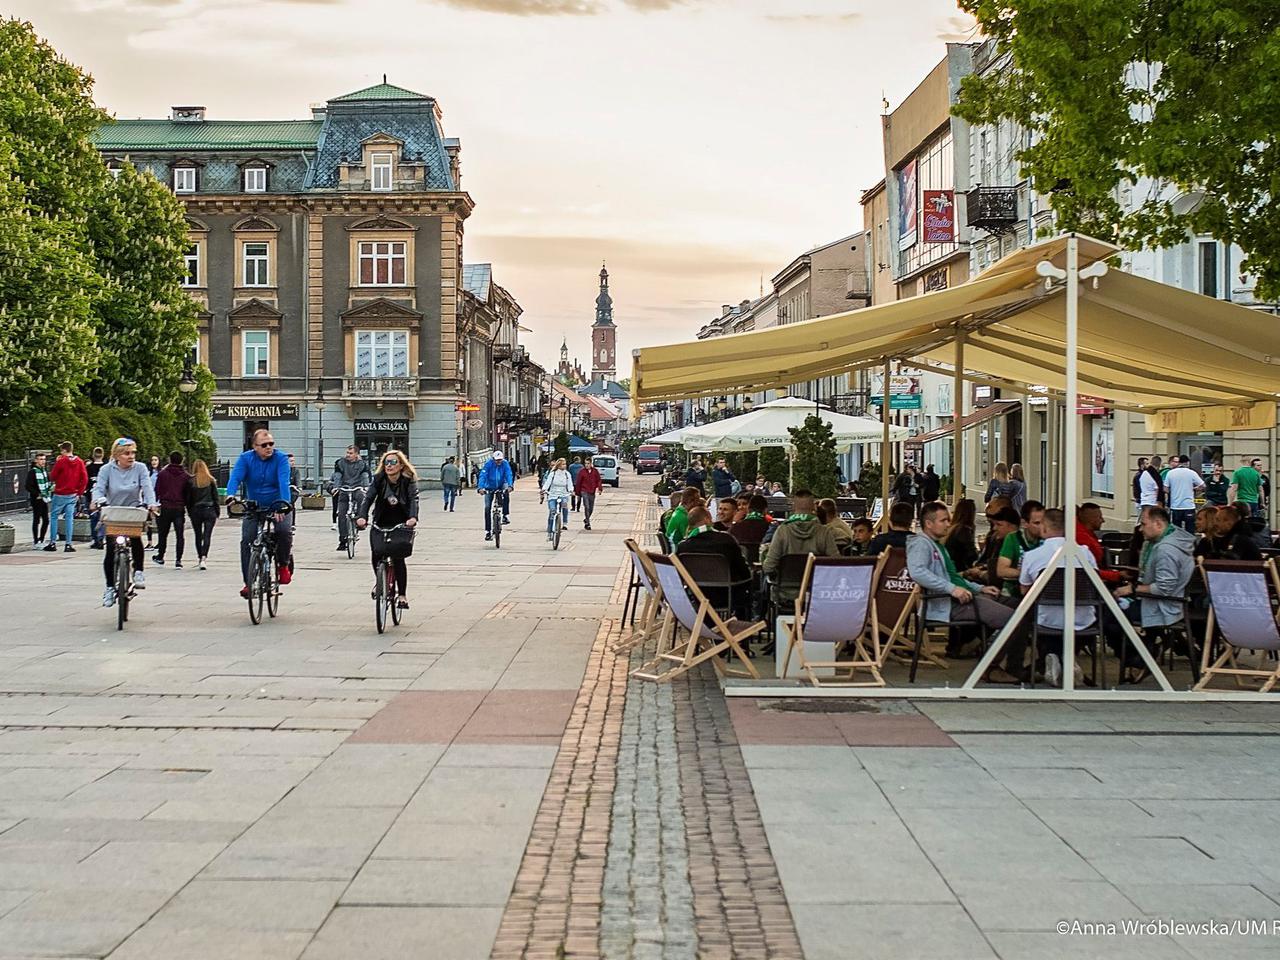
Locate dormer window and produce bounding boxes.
[371,152,393,192]
[243,166,267,193]
[173,166,197,194]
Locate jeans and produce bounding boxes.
[483,490,509,533]
[31,501,48,543]
[49,494,77,545]
[89,507,103,546]
[580,492,596,524]
[546,496,569,534]
[239,512,293,586]
[104,536,144,587]
[190,508,217,559]
[1170,508,1196,534]
[442,484,458,511]
[335,489,364,542]
[155,507,186,561]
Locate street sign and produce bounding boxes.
[456,403,481,413]
[465,418,483,429]
[869,394,923,410]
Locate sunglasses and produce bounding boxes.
[384,459,400,466]
[256,441,275,448]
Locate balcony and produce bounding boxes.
[342,376,417,399]
[966,186,1019,235]
[845,271,870,302]
[492,342,514,361]
[494,403,522,423]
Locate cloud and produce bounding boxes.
[764,12,861,25]
[434,0,700,13]
[936,14,977,42]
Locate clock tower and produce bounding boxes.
[590,263,616,381]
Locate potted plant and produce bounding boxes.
[301,492,327,510]
[0,523,14,555]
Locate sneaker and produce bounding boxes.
[102,587,116,607]
[64,544,75,553]
[278,565,292,586]
[584,521,591,530]
[503,516,510,524]
[174,560,183,569]
[1044,653,1063,687]
[240,585,251,599]
[336,542,347,551]
[153,556,164,565]
[330,523,338,531]
[546,532,553,541]
[198,558,206,570]
[397,598,409,610]
[43,542,57,552]
[91,542,104,550]
[485,532,492,541]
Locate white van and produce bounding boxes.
[593,455,619,487]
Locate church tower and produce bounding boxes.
[591,263,616,381]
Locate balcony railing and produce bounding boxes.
[492,343,514,361]
[342,376,417,399]
[966,185,1019,234]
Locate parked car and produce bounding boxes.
[593,455,620,487]
[634,444,663,474]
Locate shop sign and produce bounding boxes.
[922,267,949,292]
[1077,395,1109,416]
[212,403,299,420]
[1145,402,1277,434]
[355,420,409,432]
[456,403,480,412]
[870,394,924,410]
[922,189,955,243]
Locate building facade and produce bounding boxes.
[95,82,478,486]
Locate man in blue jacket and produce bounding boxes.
[227,429,294,597]
[477,450,514,541]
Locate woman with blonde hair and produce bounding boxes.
[188,459,223,571]
[90,439,158,606]
[984,461,1026,511]
[356,449,419,608]
[540,457,574,541]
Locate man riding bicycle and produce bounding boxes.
[477,449,513,542]
[227,429,294,598]
[330,445,372,552]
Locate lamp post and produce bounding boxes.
[313,386,327,491]
[742,395,754,413]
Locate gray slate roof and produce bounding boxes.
[578,378,629,401]
[463,264,492,300]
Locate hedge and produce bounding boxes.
[0,401,181,462]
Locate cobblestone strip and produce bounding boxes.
[490,614,628,960]
[674,665,805,960]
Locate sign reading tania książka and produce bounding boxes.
[211,403,299,420]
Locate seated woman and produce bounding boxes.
[945,498,979,576]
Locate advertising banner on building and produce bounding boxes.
[1091,418,1114,496]
[897,160,918,251]
[922,189,955,243]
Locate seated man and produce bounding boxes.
[816,498,855,553]
[971,506,1019,584]
[762,489,840,607]
[847,518,874,556]
[906,500,1013,662]
[866,501,914,557]
[676,505,752,619]
[730,493,772,546]
[1018,508,1098,685]
[996,500,1045,598]
[664,487,703,547]
[713,497,738,532]
[1075,501,1125,584]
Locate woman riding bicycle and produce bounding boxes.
[356,449,419,609]
[540,457,573,541]
[90,438,158,606]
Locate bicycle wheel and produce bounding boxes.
[552,508,562,550]
[492,507,502,549]
[247,553,264,624]
[265,557,279,619]
[115,549,129,631]
[346,519,357,559]
[374,561,387,634]
[389,562,403,626]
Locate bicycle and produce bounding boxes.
[369,523,413,633]
[239,500,292,625]
[336,486,365,559]
[544,494,567,551]
[99,505,150,631]
[488,489,505,549]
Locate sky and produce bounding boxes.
[11,0,976,379]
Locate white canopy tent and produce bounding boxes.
[678,396,910,451]
[645,426,694,445]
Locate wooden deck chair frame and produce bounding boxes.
[1195,557,1280,693]
[781,555,884,687]
[631,553,762,683]
[614,539,666,654]
[867,548,944,670]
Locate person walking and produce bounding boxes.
[47,441,88,553]
[568,455,585,512]
[1163,458,1205,534]
[152,452,193,568]
[145,454,161,547]
[25,452,52,547]
[440,456,461,512]
[891,464,922,518]
[356,449,419,609]
[478,450,514,541]
[226,429,295,598]
[188,459,221,570]
[86,447,106,549]
[711,457,737,499]
[575,456,603,530]
[921,464,942,504]
[983,462,1023,512]
[91,439,158,606]
[287,453,301,508]
[541,457,574,541]
[684,458,708,495]
[1228,456,1263,517]
[330,445,372,552]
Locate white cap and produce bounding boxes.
[493,450,504,460]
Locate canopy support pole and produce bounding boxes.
[953,328,965,506]
[881,358,891,512]
[1062,235,1080,691]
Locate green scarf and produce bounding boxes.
[745,511,765,520]
[686,524,714,538]
[785,513,815,523]
[1139,525,1174,575]
[937,539,969,589]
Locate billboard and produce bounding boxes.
[922,189,956,243]
[897,160,918,250]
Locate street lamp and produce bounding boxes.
[313,386,327,490]
[715,395,728,413]
[742,395,755,413]
[178,353,197,394]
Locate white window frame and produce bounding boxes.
[355,329,410,379]
[181,245,200,288]
[242,330,269,378]
[243,167,267,193]
[242,242,270,287]
[173,166,197,193]
[357,240,408,286]
[371,152,393,192]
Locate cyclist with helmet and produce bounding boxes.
[226,429,294,599]
[90,438,158,607]
[477,450,514,542]
[356,449,419,609]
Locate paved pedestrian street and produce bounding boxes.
[2,473,1280,959]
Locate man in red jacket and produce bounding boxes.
[47,441,88,552]
[574,459,603,531]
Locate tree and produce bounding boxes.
[787,415,840,499]
[758,446,788,490]
[552,430,571,462]
[954,1,1280,298]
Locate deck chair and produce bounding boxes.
[1195,558,1280,692]
[781,556,882,686]
[631,553,762,683]
[870,547,929,669]
[616,539,665,654]
[677,551,735,619]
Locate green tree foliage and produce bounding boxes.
[552,431,571,462]
[954,1,1280,298]
[788,415,840,499]
[758,446,788,490]
[854,461,883,500]
[0,401,179,461]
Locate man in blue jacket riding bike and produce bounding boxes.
[477,450,514,542]
[226,429,295,598]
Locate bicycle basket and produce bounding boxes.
[373,525,416,559]
[100,505,149,538]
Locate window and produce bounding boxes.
[190,340,200,367]
[243,242,269,286]
[243,331,269,377]
[181,245,199,287]
[371,152,393,192]
[173,166,197,193]
[355,330,410,378]
[243,167,267,193]
[1199,240,1219,298]
[358,241,407,286]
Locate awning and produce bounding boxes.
[905,400,1021,449]
[631,235,1280,421]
